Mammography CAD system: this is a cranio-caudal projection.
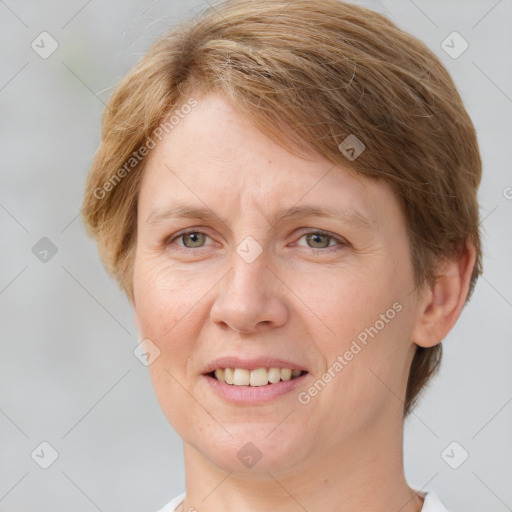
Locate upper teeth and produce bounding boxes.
[214,368,303,386]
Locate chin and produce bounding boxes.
[187,423,310,477]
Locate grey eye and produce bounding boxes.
[304,232,333,249]
[179,232,207,248]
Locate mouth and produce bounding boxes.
[201,357,310,403]
[207,367,308,386]
[203,367,309,404]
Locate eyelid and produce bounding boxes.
[294,228,349,249]
[165,227,349,251]
[167,227,213,247]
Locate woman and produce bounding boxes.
[82,1,482,510]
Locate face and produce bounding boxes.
[133,93,421,477]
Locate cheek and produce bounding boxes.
[295,262,398,350]
[132,256,207,435]
[132,255,203,363]
[133,259,179,337]
[292,260,413,408]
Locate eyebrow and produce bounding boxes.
[145,203,373,230]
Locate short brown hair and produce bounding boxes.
[82,0,482,415]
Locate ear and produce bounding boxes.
[412,241,477,348]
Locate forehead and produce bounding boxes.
[139,93,397,228]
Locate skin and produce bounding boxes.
[132,93,475,512]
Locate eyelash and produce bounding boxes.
[166,228,348,253]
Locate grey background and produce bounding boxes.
[0,0,511,510]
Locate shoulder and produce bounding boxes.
[152,492,186,512]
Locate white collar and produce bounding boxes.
[157,490,450,512]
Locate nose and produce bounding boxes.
[209,254,289,334]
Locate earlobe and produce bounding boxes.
[412,241,476,348]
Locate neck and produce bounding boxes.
[177,407,423,512]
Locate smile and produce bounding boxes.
[210,367,306,386]
[203,368,309,404]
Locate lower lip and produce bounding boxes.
[202,373,308,404]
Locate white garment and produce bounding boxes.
[154,489,450,512]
